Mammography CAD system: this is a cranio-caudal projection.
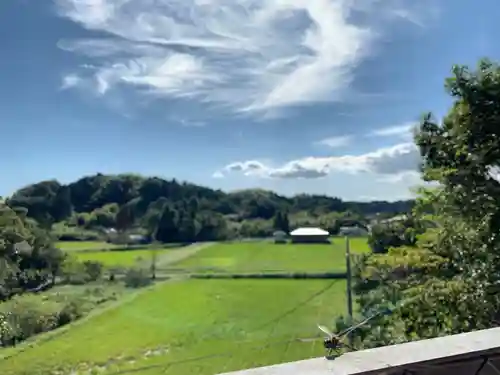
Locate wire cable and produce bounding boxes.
[251,279,340,332]
[246,280,339,370]
[105,335,323,375]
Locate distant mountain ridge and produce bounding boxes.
[6,173,414,239]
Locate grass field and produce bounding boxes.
[1,278,347,375]
[56,241,120,251]
[75,247,170,267]
[167,238,370,274]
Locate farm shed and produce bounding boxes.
[273,231,288,244]
[290,227,330,244]
[339,226,368,236]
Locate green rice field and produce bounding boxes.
[167,238,370,274]
[1,279,347,375]
[1,239,370,375]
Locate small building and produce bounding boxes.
[273,230,288,244]
[290,227,330,244]
[339,226,369,236]
[378,214,408,224]
[105,230,150,245]
[127,234,149,245]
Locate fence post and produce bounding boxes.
[345,236,354,346]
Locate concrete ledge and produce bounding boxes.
[218,327,500,375]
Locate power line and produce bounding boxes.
[252,279,341,332]
[100,274,342,374]
[106,335,324,375]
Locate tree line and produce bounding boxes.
[5,176,413,243]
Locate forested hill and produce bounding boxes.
[5,173,413,239]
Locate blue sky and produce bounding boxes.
[1,0,498,200]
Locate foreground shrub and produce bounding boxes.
[0,294,84,347]
[61,255,105,285]
[0,285,121,347]
[124,267,152,288]
[83,261,103,281]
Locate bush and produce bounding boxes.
[52,222,102,241]
[108,266,126,282]
[83,261,103,281]
[61,255,104,285]
[58,300,85,326]
[124,267,152,288]
[0,295,61,345]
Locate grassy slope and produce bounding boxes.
[2,279,347,375]
[168,238,370,274]
[56,241,120,251]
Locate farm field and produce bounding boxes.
[168,238,370,274]
[1,279,348,375]
[56,241,120,252]
[75,247,171,267]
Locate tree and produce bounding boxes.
[87,203,118,228]
[50,186,73,222]
[42,247,66,285]
[343,59,500,349]
[368,216,422,254]
[0,202,59,299]
[177,210,200,242]
[272,210,290,233]
[115,203,135,232]
[196,212,230,241]
[155,204,179,243]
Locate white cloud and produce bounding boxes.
[369,122,416,140]
[215,142,420,179]
[54,0,435,116]
[179,119,206,127]
[315,135,352,148]
[212,171,225,178]
[216,160,270,178]
[169,115,206,127]
[60,74,82,90]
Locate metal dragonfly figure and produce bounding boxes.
[316,307,394,357]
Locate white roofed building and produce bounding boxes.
[290,227,330,244]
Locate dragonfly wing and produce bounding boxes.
[317,324,335,337]
[298,337,321,343]
[338,299,416,339]
[338,311,385,337]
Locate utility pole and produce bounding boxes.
[345,235,354,346]
[151,248,157,280]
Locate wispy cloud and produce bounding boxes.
[369,122,416,139]
[54,0,435,117]
[214,142,420,180]
[169,115,206,127]
[315,135,352,148]
[60,73,82,90]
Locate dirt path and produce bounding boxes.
[154,242,214,268]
